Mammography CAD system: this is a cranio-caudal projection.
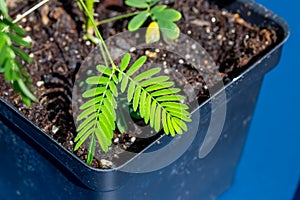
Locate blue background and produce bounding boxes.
[219,0,300,199]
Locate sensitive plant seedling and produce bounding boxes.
[126,0,182,43]
[0,0,37,106]
[0,0,189,166]
[75,0,191,165]
[95,0,182,44]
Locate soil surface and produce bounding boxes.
[0,0,279,168]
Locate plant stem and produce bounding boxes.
[85,0,94,35]
[78,0,116,69]
[96,11,142,26]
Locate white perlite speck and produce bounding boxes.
[100,159,113,168]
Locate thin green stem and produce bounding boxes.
[78,0,116,69]
[96,11,142,26]
[85,0,94,34]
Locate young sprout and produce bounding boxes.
[96,0,182,44]
[76,0,191,165]
[125,0,182,43]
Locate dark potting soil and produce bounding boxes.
[0,0,279,168]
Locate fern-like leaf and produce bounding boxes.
[0,7,37,106]
[119,54,191,136]
[75,65,117,163]
[76,53,192,164]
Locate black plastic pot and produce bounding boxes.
[0,0,289,199]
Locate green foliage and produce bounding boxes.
[75,65,117,153]
[76,0,191,165]
[0,0,37,106]
[76,53,191,164]
[125,0,181,43]
[119,53,191,133]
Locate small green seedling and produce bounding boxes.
[76,0,191,165]
[77,0,96,41]
[0,0,37,106]
[96,0,182,44]
[125,0,182,43]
